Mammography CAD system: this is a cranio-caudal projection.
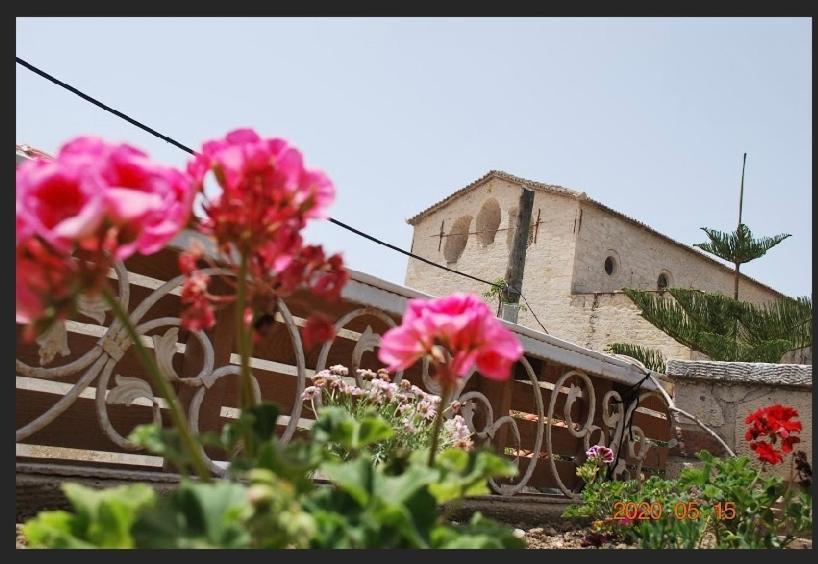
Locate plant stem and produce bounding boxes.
[428,380,452,467]
[234,250,256,456]
[235,251,255,409]
[102,287,211,482]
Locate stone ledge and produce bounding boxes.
[667,359,812,389]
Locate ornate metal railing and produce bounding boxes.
[16,231,674,498]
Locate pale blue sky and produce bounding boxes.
[16,18,811,297]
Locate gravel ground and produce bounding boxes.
[514,523,635,549]
[16,522,810,549]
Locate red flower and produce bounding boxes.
[302,314,336,351]
[180,271,216,331]
[744,404,801,466]
[751,441,784,465]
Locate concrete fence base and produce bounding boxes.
[665,360,812,481]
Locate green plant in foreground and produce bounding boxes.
[23,404,525,549]
[562,450,812,549]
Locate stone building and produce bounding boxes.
[404,170,787,362]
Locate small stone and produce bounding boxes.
[513,529,526,539]
[545,526,558,536]
[528,527,544,535]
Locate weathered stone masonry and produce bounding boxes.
[404,170,785,362]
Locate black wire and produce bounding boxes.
[16,56,550,335]
[16,57,197,156]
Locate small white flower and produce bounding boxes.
[329,365,349,377]
[410,385,427,398]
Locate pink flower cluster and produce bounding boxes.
[301,365,472,452]
[443,414,474,450]
[16,137,195,334]
[377,293,523,383]
[585,445,615,465]
[179,129,348,336]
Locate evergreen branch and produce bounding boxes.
[694,225,791,265]
[622,288,812,363]
[605,343,666,373]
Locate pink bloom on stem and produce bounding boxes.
[16,136,196,331]
[377,293,523,382]
[16,157,105,251]
[585,445,615,464]
[180,271,216,331]
[181,128,347,338]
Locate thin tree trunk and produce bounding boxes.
[733,262,740,300]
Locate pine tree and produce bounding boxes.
[609,154,808,368]
[617,288,811,364]
[693,153,790,299]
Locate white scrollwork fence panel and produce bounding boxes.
[16,256,675,498]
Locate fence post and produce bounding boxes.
[480,188,535,455]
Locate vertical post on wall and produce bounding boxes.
[501,188,535,323]
[437,220,445,252]
[480,187,535,455]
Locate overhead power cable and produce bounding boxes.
[16,56,549,334]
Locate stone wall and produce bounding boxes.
[404,173,789,362]
[665,360,812,480]
[571,202,780,305]
[405,175,581,310]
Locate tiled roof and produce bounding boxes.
[406,170,786,299]
[406,170,580,225]
[16,144,53,161]
[666,359,812,389]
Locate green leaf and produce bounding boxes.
[357,416,395,449]
[131,480,251,548]
[23,483,156,548]
[22,511,93,549]
[429,448,517,504]
[319,456,374,507]
[375,463,439,505]
[247,403,280,443]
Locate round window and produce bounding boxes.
[604,256,617,276]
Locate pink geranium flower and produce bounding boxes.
[16,137,196,334]
[180,128,347,338]
[377,293,523,382]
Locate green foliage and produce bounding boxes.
[22,484,155,548]
[480,278,527,312]
[675,450,812,548]
[131,481,252,548]
[605,343,666,373]
[24,403,523,549]
[311,405,395,459]
[431,512,526,549]
[622,288,811,362]
[306,371,473,464]
[694,224,791,266]
[563,450,813,549]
